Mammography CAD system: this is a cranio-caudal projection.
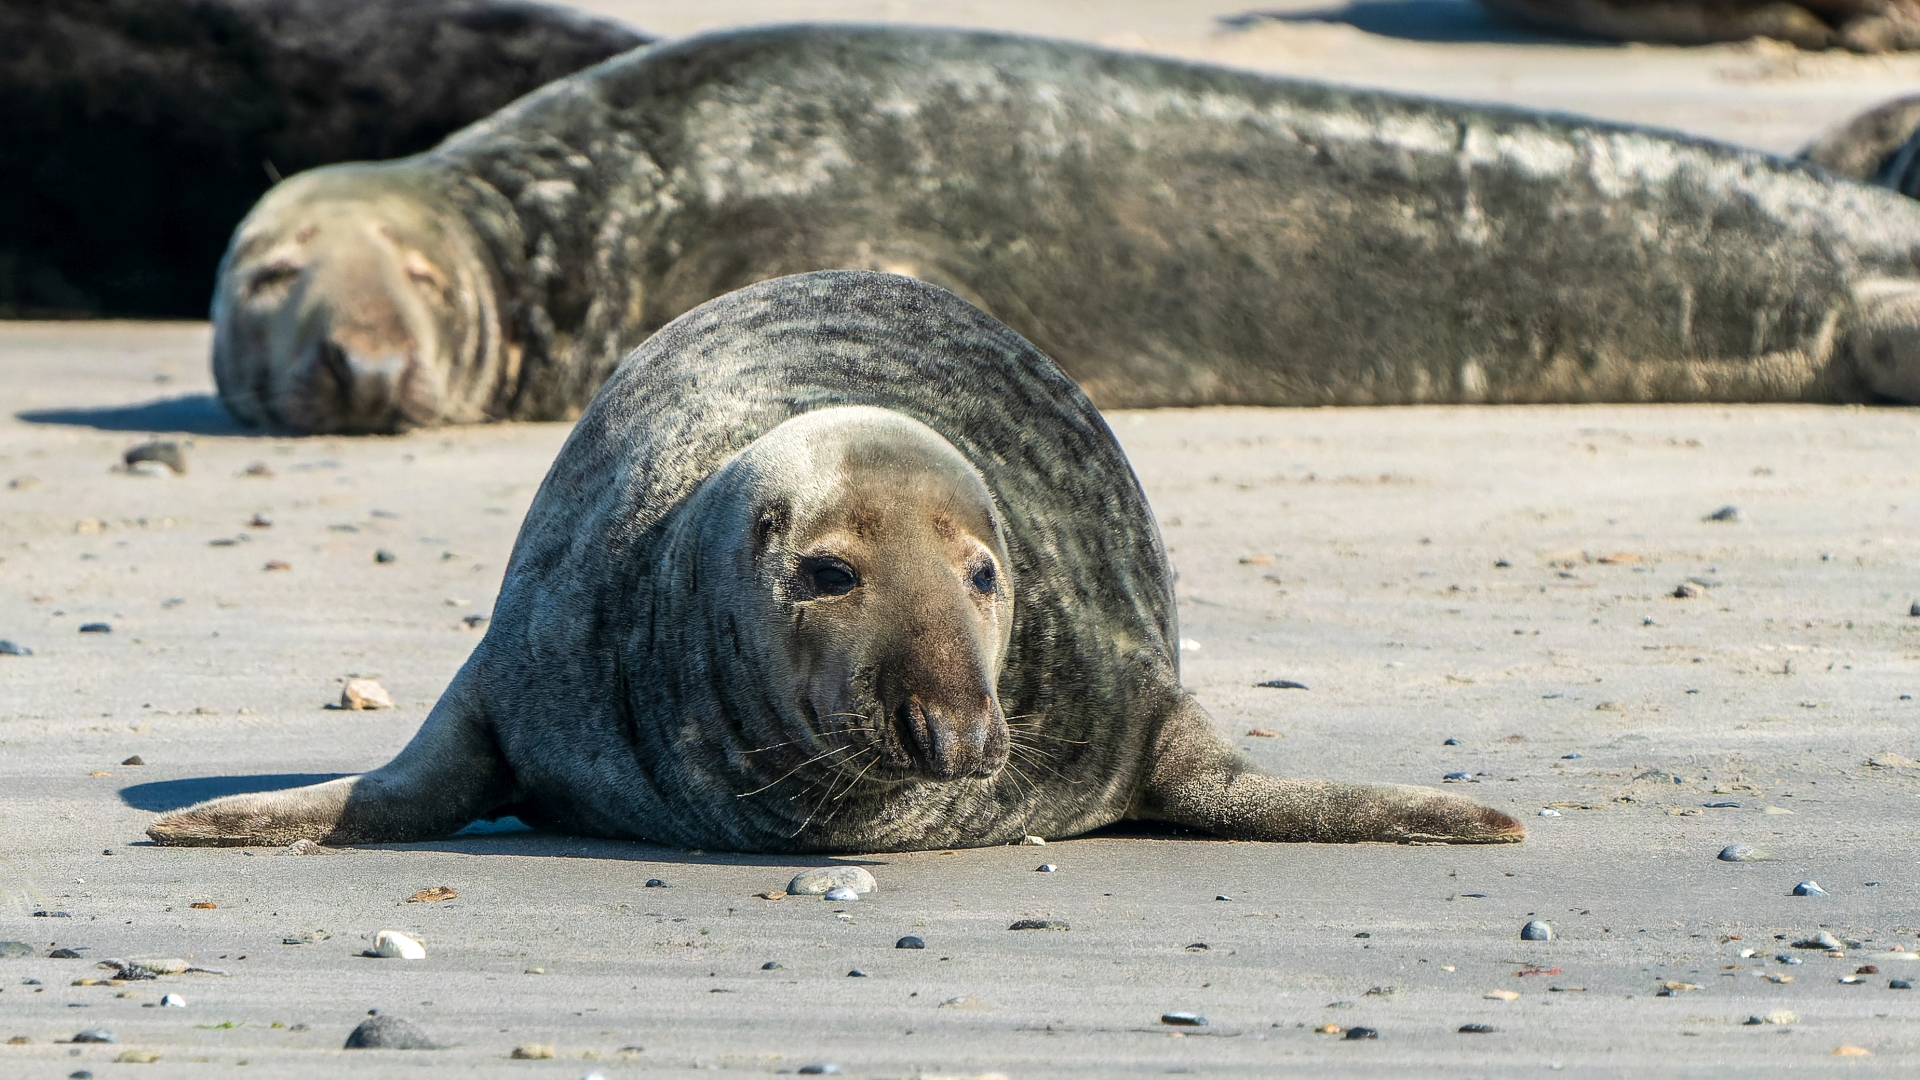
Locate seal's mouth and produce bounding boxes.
[891,695,1007,781]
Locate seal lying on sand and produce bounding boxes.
[0,0,646,318]
[1480,0,1920,51]
[152,272,1523,852]
[213,24,1920,433]
[1801,93,1920,197]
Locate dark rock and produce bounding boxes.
[77,624,110,634]
[123,441,186,474]
[48,948,83,959]
[1256,678,1309,689]
[32,910,70,917]
[761,961,781,970]
[69,1029,116,1043]
[1893,979,1914,990]
[1717,844,1765,862]
[1521,920,1553,941]
[1160,1012,1208,1026]
[796,1066,842,1076]
[1703,505,1741,522]
[895,936,925,949]
[121,755,144,766]
[846,968,868,977]
[1792,880,1827,896]
[343,1014,437,1050]
[1008,919,1068,931]
[644,878,666,888]
[1442,738,1459,745]
[1344,1026,1379,1039]
[1458,1023,1496,1034]
[373,549,397,563]
[0,640,31,657]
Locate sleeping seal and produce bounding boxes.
[1479,0,1920,51]
[212,24,1920,433]
[152,272,1523,852]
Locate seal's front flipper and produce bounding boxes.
[147,688,511,846]
[1132,696,1524,844]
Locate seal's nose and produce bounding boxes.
[301,336,411,433]
[899,695,1008,780]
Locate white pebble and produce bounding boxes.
[1537,808,1561,817]
[1520,920,1553,941]
[159,993,185,1007]
[1018,835,1046,846]
[371,929,426,959]
[787,866,878,895]
[822,886,860,902]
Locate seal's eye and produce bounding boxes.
[246,262,301,300]
[970,562,997,595]
[803,558,859,597]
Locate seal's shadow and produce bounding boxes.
[1219,1,1599,44]
[17,394,256,436]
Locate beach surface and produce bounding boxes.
[5,3,1920,1076]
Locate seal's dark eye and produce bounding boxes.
[246,263,301,300]
[970,562,997,595]
[804,559,859,597]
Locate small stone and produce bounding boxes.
[263,560,291,571]
[159,994,185,1007]
[1792,880,1827,896]
[462,614,489,628]
[1185,943,1210,952]
[32,910,70,917]
[1458,1023,1496,1034]
[1216,894,1233,901]
[1857,965,1880,975]
[762,962,782,970]
[1520,921,1553,941]
[114,1051,161,1064]
[78,623,111,634]
[1745,1010,1796,1025]
[511,1043,556,1059]
[1484,989,1521,1001]
[280,839,328,856]
[1835,1046,1873,1057]
[644,878,667,888]
[1245,728,1283,737]
[1256,679,1308,690]
[1538,809,1561,817]
[896,936,925,949]
[1160,1012,1208,1026]
[1672,582,1703,599]
[796,1066,842,1076]
[344,1015,436,1049]
[1892,979,1914,990]
[1036,864,1056,873]
[1344,1026,1379,1039]
[1008,919,1069,931]
[846,969,868,977]
[373,549,397,564]
[340,678,393,710]
[0,941,31,958]
[1704,800,1740,809]
[0,640,32,657]
[123,441,186,475]
[1442,737,1460,745]
[405,887,457,903]
[1775,955,1803,965]
[69,1029,116,1043]
[823,887,860,902]
[1793,931,1844,951]
[120,755,144,766]
[525,967,545,974]
[1018,834,1046,845]
[368,929,426,959]
[1703,505,1741,522]
[787,866,878,896]
[1717,844,1766,862]
[248,514,272,528]
[48,948,83,959]
[1442,771,1471,782]
[68,1071,91,1080]
[1561,752,1582,759]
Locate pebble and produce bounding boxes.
[1793,932,1844,951]
[1036,864,1056,873]
[78,623,111,634]
[1775,955,1803,965]
[1717,844,1766,862]
[1912,602,1920,618]
[345,1014,436,1049]
[1520,920,1553,942]
[644,878,667,888]
[846,969,868,977]
[1673,582,1704,599]
[69,1029,116,1043]
[511,1043,556,1059]
[1019,835,1046,846]
[895,936,925,949]
[1008,919,1069,931]
[1458,1023,1496,1034]
[1561,752,1582,759]
[159,994,185,1008]
[1442,771,1472,782]
[0,942,31,958]
[0,640,32,657]
[374,549,397,564]
[762,962,782,970]
[1442,738,1459,746]
[368,930,426,960]
[123,440,186,475]
[48,948,84,959]
[1704,800,1740,809]
[1344,1026,1379,1039]
[1538,809,1561,818]
[1484,989,1521,1001]
[1744,1010,1796,1026]
[1892,979,1914,990]
[1216,895,1233,901]
[68,1071,91,1080]
[1160,1012,1208,1026]
[280,840,328,856]
[114,1052,161,1064]
[340,678,394,710]
[796,1066,842,1076]
[1703,505,1741,522]
[787,866,878,896]
[1792,880,1828,897]
[249,514,273,528]
[120,755,145,767]
[823,887,860,902]
[1256,679,1309,690]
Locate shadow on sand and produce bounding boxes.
[17,393,255,436]
[1219,1,1598,45]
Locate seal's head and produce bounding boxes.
[685,406,1014,782]
[211,164,512,433]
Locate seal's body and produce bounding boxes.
[1480,0,1920,52]
[0,0,647,319]
[154,272,1523,853]
[214,24,1920,433]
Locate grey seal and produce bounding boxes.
[211,23,1920,433]
[151,271,1524,852]
[0,0,646,318]
[1800,93,1920,198]
[1479,0,1920,51]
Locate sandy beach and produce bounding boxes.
[6,2,1920,1075]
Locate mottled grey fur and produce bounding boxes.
[154,272,1523,852]
[1479,0,1920,51]
[213,24,1920,433]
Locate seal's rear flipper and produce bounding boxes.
[1132,697,1524,844]
[147,689,511,846]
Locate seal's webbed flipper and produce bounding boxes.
[1132,697,1525,845]
[147,687,511,846]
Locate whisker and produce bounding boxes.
[736,742,860,798]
